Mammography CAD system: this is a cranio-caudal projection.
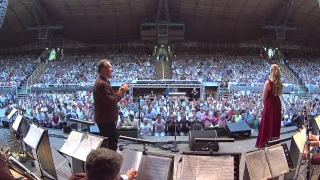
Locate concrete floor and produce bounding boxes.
[1,126,318,180]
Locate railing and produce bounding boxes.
[0,86,18,95]
[26,62,47,92]
[162,61,165,79]
[280,63,299,87]
[228,82,295,87]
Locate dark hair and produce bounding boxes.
[85,148,123,180]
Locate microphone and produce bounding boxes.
[53,147,72,173]
[8,156,41,180]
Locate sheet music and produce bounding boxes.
[12,114,23,131]
[181,155,234,180]
[315,116,320,130]
[293,129,307,152]
[118,149,143,175]
[265,145,289,177]
[181,155,197,180]
[245,150,272,180]
[23,124,44,149]
[136,155,172,180]
[60,131,83,156]
[7,108,17,119]
[73,134,103,161]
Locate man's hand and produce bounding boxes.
[120,83,130,92]
[118,83,130,97]
[126,168,137,180]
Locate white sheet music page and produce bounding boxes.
[73,134,103,162]
[196,156,234,180]
[7,108,17,119]
[245,150,272,180]
[180,155,198,180]
[293,129,307,152]
[118,149,143,175]
[12,114,23,131]
[136,155,172,180]
[23,124,44,149]
[265,145,290,177]
[180,155,234,180]
[60,131,83,156]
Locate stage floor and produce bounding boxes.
[1,126,319,180]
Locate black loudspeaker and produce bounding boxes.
[189,130,219,151]
[63,126,72,134]
[226,122,251,138]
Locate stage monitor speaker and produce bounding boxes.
[189,130,219,151]
[226,122,251,138]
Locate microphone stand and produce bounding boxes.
[137,89,142,139]
[171,119,179,152]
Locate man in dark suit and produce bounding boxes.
[69,148,137,180]
[93,59,130,151]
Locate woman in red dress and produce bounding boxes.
[256,64,283,148]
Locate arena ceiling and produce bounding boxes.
[1,0,320,48]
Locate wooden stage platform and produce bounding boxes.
[1,126,319,180]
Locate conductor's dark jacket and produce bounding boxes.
[93,75,122,124]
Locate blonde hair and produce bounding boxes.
[270,64,283,96]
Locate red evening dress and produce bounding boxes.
[256,80,282,148]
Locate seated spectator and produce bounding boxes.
[247,113,259,129]
[52,112,59,128]
[117,113,128,129]
[127,114,138,129]
[69,148,137,180]
[237,113,247,124]
[211,111,220,125]
[42,112,52,128]
[153,114,166,136]
[201,110,213,127]
[166,115,179,136]
[179,116,191,136]
[140,118,152,136]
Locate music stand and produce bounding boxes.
[168,92,186,152]
[4,108,18,141]
[23,124,57,180]
[182,151,241,180]
[58,131,107,174]
[242,142,294,180]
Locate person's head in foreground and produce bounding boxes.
[85,148,137,180]
[269,64,283,96]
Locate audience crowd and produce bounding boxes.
[286,58,320,86]
[33,55,155,87]
[0,51,303,89]
[0,57,38,87]
[171,55,268,85]
[2,90,319,136]
[1,51,320,137]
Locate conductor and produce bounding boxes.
[94,59,130,151]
